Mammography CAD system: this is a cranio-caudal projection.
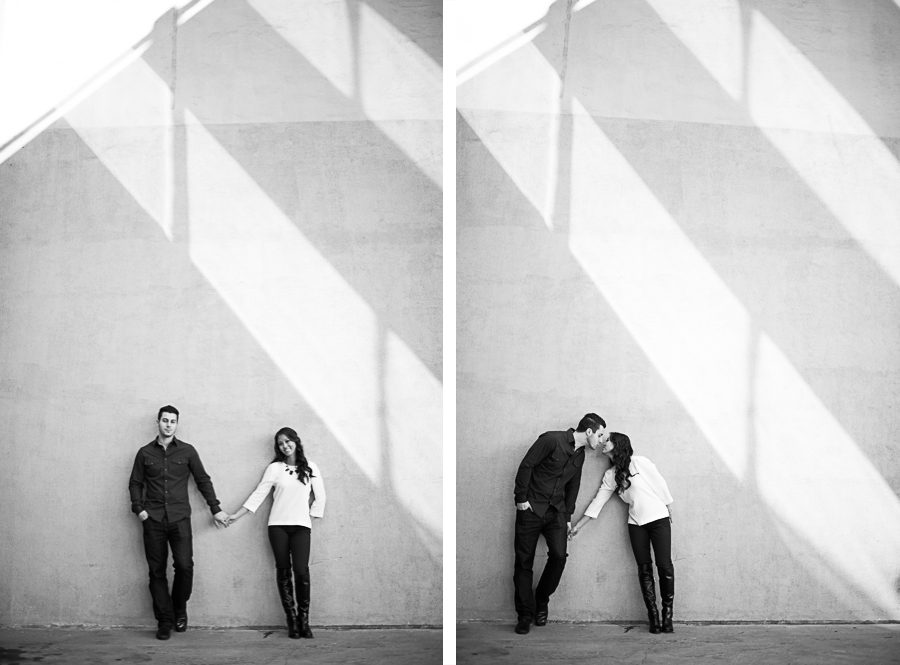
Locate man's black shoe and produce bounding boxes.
[175,614,188,632]
[535,603,548,626]
[514,618,532,635]
[156,625,172,640]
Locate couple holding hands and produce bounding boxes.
[513,413,675,635]
[128,405,325,641]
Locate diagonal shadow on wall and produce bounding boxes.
[141,0,442,380]
[457,111,890,619]
[531,0,900,480]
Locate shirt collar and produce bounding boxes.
[565,428,580,456]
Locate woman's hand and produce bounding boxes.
[568,515,592,540]
[224,508,249,526]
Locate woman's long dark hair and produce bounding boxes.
[608,432,634,495]
[272,427,313,484]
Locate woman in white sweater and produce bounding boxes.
[226,427,326,638]
[568,432,674,634]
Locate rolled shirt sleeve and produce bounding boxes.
[128,451,146,514]
[188,448,222,515]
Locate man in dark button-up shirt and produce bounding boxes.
[512,412,607,635]
[128,405,227,640]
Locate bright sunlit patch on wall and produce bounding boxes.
[385,330,443,553]
[0,0,179,161]
[458,40,560,230]
[645,0,744,101]
[183,110,383,484]
[357,2,441,183]
[248,0,441,186]
[455,0,553,81]
[652,3,900,292]
[246,0,355,98]
[746,11,900,290]
[754,334,900,617]
[64,57,174,238]
[182,112,442,544]
[567,98,752,480]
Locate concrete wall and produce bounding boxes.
[458,0,900,622]
[0,0,442,627]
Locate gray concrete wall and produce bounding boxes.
[0,0,442,627]
[457,0,900,622]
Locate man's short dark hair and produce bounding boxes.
[157,405,180,421]
[575,413,606,432]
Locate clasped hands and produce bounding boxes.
[137,510,242,528]
[517,502,579,541]
[213,511,243,528]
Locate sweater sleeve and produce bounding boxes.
[645,459,674,505]
[242,464,278,513]
[308,462,326,518]
[583,468,617,518]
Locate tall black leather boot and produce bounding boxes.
[638,563,661,634]
[659,566,675,633]
[276,568,300,639]
[296,572,314,638]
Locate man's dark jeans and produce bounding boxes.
[142,516,193,627]
[513,506,568,621]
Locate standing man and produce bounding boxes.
[128,405,228,640]
[512,413,607,634]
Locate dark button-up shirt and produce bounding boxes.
[128,438,221,522]
[514,429,585,520]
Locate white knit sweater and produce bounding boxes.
[584,456,672,526]
[242,461,326,527]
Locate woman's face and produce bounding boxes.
[276,434,297,457]
[601,435,615,456]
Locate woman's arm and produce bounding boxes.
[236,464,278,517]
[567,514,595,540]
[224,507,250,526]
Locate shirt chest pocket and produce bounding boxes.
[548,451,572,470]
[143,456,161,477]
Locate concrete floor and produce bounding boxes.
[0,627,442,665]
[458,621,900,665]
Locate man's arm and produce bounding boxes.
[187,447,226,522]
[563,465,583,521]
[128,451,146,517]
[513,435,553,506]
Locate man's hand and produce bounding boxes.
[515,501,532,512]
[213,511,229,528]
[138,510,149,522]
[567,524,580,541]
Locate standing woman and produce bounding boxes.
[226,427,326,638]
[568,432,675,634]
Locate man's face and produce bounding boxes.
[587,427,608,450]
[158,412,178,439]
